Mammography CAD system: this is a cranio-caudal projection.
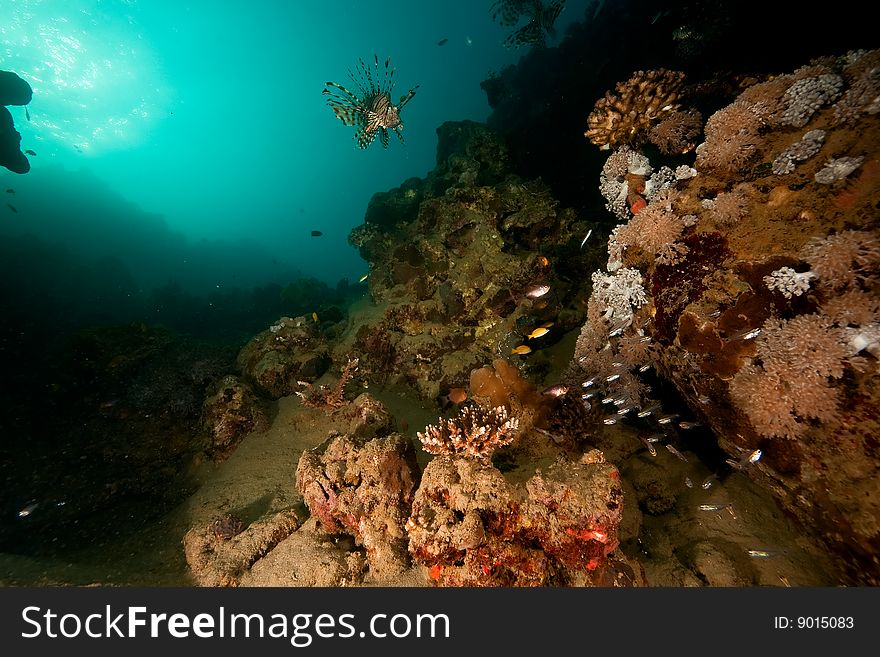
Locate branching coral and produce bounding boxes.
[695,100,764,172]
[297,356,360,411]
[417,403,520,459]
[606,195,686,268]
[703,183,751,226]
[772,129,826,175]
[585,69,687,150]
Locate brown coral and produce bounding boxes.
[296,356,360,412]
[585,69,687,149]
[800,229,880,291]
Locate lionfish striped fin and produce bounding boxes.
[322,81,362,126]
[502,19,544,48]
[379,128,390,149]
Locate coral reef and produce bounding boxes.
[405,451,637,587]
[295,431,420,579]
[201,375,268,460]
[343,120,587,401]
[577,48,880,583]
[236,315,330,398]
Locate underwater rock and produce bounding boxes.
[183,509,301,587]
[295,432,420,580]
[0,71,32,174]
[345,121,586,402]
[406,452,629,586]
[336,392,396,441]
[237,316,330,398]
[239,518,367,587]
[201,374,269,461]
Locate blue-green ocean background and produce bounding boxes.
[0,0,589,296]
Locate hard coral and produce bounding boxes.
[585,69,687,150]
[417,403,520,459]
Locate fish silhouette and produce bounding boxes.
[5,189,14,194]
[437,38,448,46]
[7,203,18,213]
[25,107,30,121]
[311,230,323,237]
[24,149,36,156]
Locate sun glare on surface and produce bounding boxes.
[1,0,169,156]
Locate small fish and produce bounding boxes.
[18,502,38,517]
[437,38,448,46]
[26,107,30,121]
[605,373,620,382]
[666,444,689,462]
[581,392,594,400]
[640,436,657,456]
[657,413,679,425]
[637,404,660,418]
[608,325,626,337]
[747,448,763,464]
[5,188,14,193]
[465,36,473,46]
[684,477,693,488]
[728,327,761,341]
[616,406,634,416]
[527,326,550,339]
[581,376,598,389]
[579,229,593,249]
[312,312,318,322]
[446,387,468,404]
[638,364,651,372]
[511,345,532,355]
[358,273,370,283]
[601,396,615,404]
[311,230,323,237]
[24,149,36,156]
[747,550,774,558]
[7,203,17,213]
[698,503,732,512]
[536,255,550,267]
[541,384,568,397]
[603,417,617,425]
[701,474,717,490]
[524,284,551,299]
[678,421,702,430]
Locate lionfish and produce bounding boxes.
[490,0,566,48]
[322,55,419,149]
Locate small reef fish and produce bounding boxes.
[312,312,319,322]
[666,444,689,462]
[526,326,550,339]
[437,38,448,46]
[26,107,30,121]
[524,284,551,299]
[536,255,550,267]
[580,229,592,249]
[698,503,733,512]
[726,448,763,471]
[603,417,617,425]
[657,413,679,425]
[678,421,702,430]
[311,230,323,237]
[358,273,370,283]
[323,55,419,150]
[511,345,532,355]
[684,477,693,488]
[747,549,781,558]
[541,384,568,397]
[701,474,717,490]
[5,188,14,193]
[24,149,36,156]
[640,436,657,456]
[18,502,38,517]
[7,203,17,213]
[446,387,468,404]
